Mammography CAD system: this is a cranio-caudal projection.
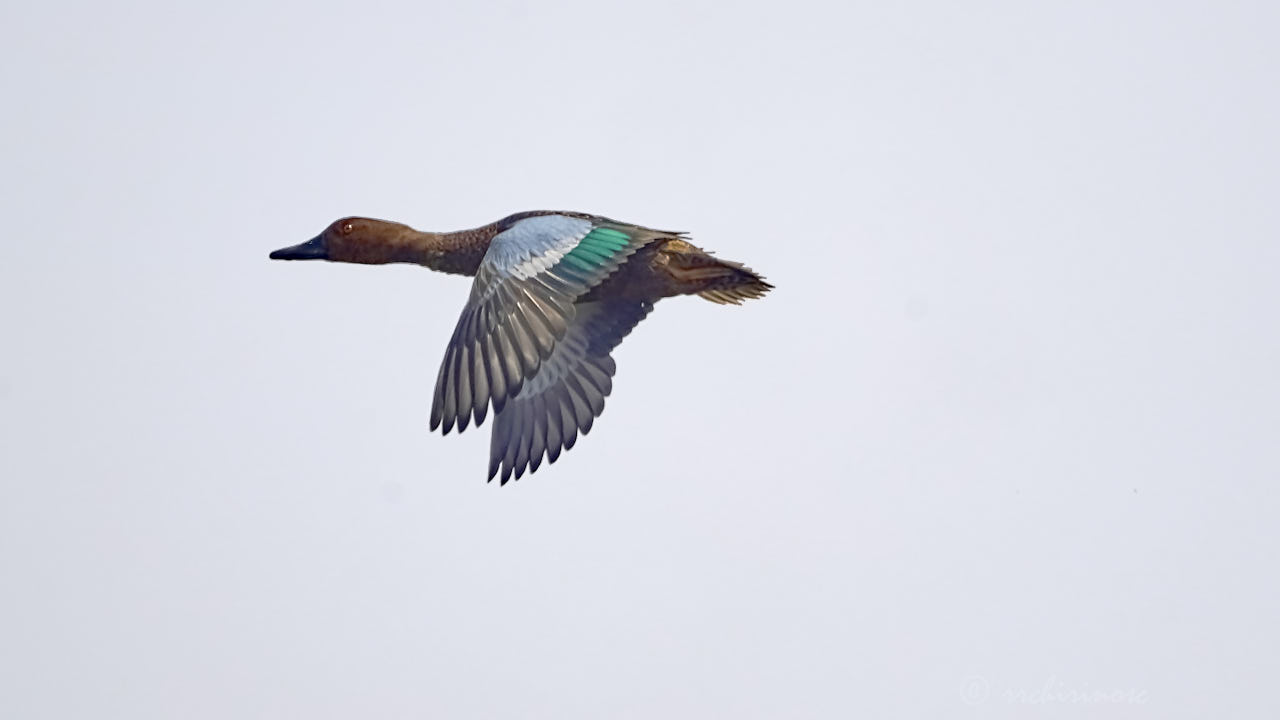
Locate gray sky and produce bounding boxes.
[2,0,1277,717]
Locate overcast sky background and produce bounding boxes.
[2,1,1277,717]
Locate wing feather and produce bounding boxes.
[431,214,662,434]
[488,300,655,483]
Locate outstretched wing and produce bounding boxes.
[430,214,654,434]
[489,300,655,484]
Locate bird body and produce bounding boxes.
[271,211,771,483]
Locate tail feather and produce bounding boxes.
[655,238,773,304]
[694,259,773,305]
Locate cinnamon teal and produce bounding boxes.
[270,211,771,483]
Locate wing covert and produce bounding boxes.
[430,214,654,434]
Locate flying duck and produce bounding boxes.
[270,211,771,483]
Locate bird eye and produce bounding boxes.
[341,222,354,235]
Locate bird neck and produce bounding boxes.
[344,226,490,276]
[411,227,492,276]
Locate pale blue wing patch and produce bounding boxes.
[431,214,655,436]
[486,214,593,280]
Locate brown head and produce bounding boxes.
[269,217,425,265]
[271,216,494,276]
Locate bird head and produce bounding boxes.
[270,217,416,265]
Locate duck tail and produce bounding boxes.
[656,238,773,304]
[694,258,774,305]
